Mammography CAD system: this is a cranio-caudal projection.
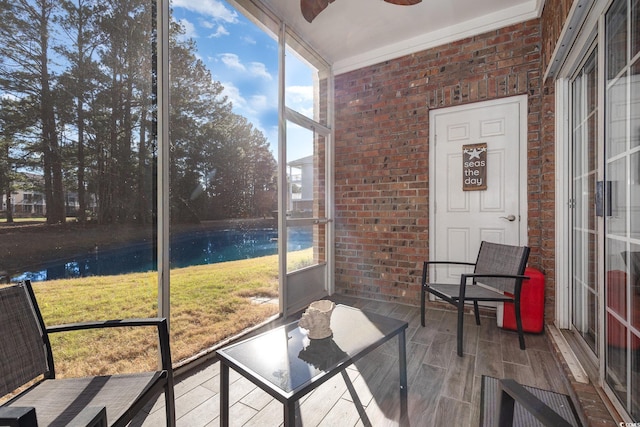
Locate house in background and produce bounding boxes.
[7,189,45,216]
[288,155,314,216]
[1,173,47,217]
[0,173,91,218]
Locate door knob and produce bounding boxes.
[500,214,516,222]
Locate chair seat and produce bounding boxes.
[480,376,581,426]
[6,372,166,427]
[429,283,513,301]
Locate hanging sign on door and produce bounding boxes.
[462,143,487,191]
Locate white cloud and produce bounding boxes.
[285,85,314,117]
[249,62,272,80]
[242,35,256,45]
[225,92,271,119]
[220,81,246,110]
[286,85,313,101]
[178,18,197,39]
[198,18,229,38]
[208,25,229,38]
[200,20,214,29]
[248,94,268,112]
[218,55,272,81]
[219,53,246,72]
[171,0,238,23]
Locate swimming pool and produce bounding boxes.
[12,227,312,282]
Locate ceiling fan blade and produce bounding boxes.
[301,0,334,23]
[385,0,422,4]
[301,0,421,23]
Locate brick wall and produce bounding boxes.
[538,0,574,323]
[541,0,575,74]
[333,19,547,311]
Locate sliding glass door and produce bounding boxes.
[570,49,599,355]
[603,0,640,418]
[567,0,639,419]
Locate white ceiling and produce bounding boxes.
[264,0,545,74]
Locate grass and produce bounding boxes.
[0,217,74,223]
[30,248,313,378]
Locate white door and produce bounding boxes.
[429,96,528,281]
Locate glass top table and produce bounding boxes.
[217,304,408,426]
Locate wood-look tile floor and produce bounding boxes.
[133,298,569,427]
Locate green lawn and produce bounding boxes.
[0,217,47,223]
[0,217,76,223]
[30,249,312,378]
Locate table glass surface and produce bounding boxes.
[217,304,407,395]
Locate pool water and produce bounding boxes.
[12,227,311,282]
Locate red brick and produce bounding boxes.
[333,18,547,309]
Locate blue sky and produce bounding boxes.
[170,0,315,161]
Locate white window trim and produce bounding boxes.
[554,76,571,329]
[552,0,606,330]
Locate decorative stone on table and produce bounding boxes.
[298,300,335,339]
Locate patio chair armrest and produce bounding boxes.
[47,317,167,332]
[0,406,37,427]
[461,273,529,281]
[425,260,476,267]
[47,318,172,371]
[497,379,575,427]
[459,274,530,298]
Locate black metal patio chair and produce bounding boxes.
[420,241,530,356]
[0,280,176,427]
[480,376,582,426]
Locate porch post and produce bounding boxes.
[157,0,171,327]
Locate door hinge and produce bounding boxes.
[568,198,576,209]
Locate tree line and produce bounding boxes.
[0,0,277,225]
